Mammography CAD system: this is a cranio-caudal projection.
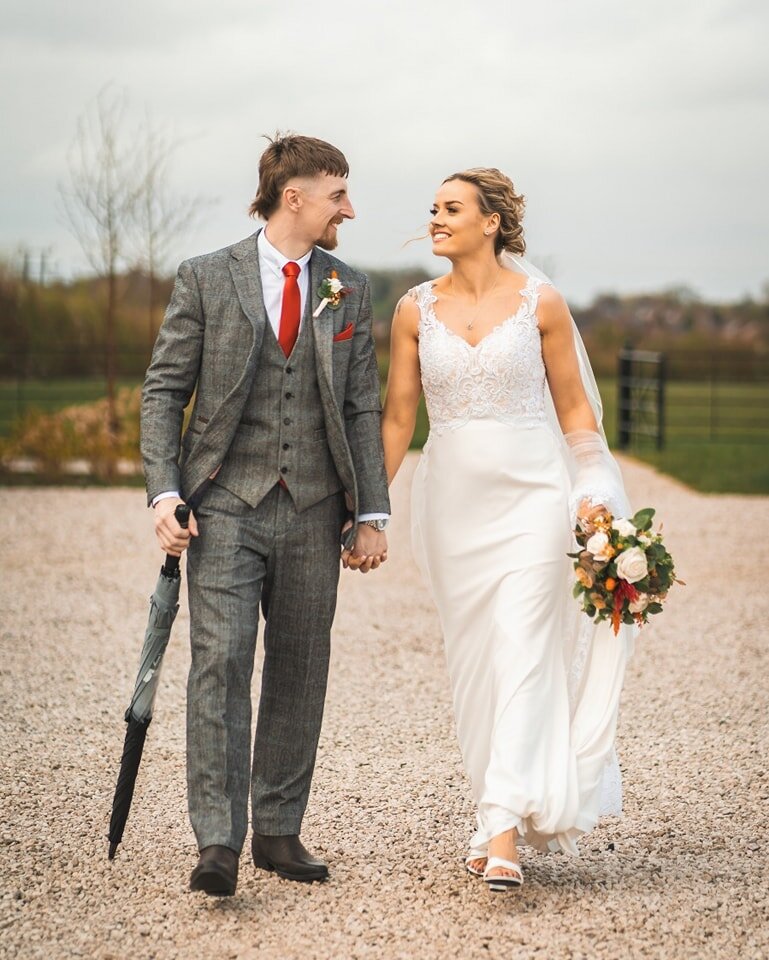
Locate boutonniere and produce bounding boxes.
[313,270,352,317]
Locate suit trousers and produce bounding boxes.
[185,480,345,852]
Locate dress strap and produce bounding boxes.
[520,275,550,320]
[407,281,438,326]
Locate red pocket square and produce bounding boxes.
[333,323,354,343]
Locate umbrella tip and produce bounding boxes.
[108,842,118,860]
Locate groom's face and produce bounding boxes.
[294,174,355,250]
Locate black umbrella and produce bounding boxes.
[108,503,190,860]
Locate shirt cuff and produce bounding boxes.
[151,490,181,508]
[357,513,390,523]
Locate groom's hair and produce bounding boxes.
[249,133,350,220]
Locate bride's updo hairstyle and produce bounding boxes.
[443,168,526,256]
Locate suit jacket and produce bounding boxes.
[140,230,390,537]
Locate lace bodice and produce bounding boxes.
[411,276,549,435]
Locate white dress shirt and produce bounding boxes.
[257,228,312,338]
[153,229,387,525]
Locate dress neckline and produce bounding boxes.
[424,275,538,350]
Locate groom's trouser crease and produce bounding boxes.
[186,481,344,852]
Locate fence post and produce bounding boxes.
[657,353,666,450]
[617,346,632,449]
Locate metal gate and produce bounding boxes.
[617,348,666,450]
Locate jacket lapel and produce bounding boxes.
[308,249,356,498]
[184,232,266,504]
[228,230,268,342]
[309,249,336,390]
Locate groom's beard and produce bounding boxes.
[316,221,340,251]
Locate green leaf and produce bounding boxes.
[573,583,583,599]
[647,602,663,614]
[585,604,596,618]
[632,507,655,532]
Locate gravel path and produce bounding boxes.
[1,453,767,960]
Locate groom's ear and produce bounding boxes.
[282,184,304,213]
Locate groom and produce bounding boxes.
[141,134,390,896]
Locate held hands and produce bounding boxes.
[153,497,199,556]
[341,520,388,574]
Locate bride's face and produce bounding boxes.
[429,179,497,258]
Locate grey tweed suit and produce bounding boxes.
[141,230,389,852]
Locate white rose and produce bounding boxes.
[585,531,611,561]
[615,546,648,584]
[612,518,636,538]
[328,277,343,294]
[629,593,650,614]
[638,533,652,546]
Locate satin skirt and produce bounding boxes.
[411,418,630,855]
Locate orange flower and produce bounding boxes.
[605,577,617,591]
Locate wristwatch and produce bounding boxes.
[361,518,388,531]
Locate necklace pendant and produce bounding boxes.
[466,319,474,330]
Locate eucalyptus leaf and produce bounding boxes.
[632,507,655,532]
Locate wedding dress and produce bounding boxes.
[409,269,635,857]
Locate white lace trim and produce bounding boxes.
[412,278,550,435]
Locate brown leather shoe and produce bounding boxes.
[189,845,239,896]
[251,834,329,882]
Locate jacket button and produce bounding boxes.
[282,443,290,451]
[280,466,288,474]
[286,366,293,374]
[285,391,293,399]
[283,417,291,425]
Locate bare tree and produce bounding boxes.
[132,115,209,353]
[59,87,139,445]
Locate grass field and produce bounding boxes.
[1,373,767,494]
[596,378,769,495]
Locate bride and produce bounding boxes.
[382,168,635,892]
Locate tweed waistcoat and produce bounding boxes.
[214,321,342,511]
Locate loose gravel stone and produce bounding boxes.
[1,453,767,960]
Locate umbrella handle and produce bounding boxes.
[161,503,191,578]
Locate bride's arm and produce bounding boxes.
[382,295,422,484]
[539,285,597,435]
[539,287,628,520]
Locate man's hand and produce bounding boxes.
[154,497,199,556]
[341,521,387,574]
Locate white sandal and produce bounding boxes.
[464,855,487,878]
[483,856,524,891]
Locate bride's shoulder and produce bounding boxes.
[390,285,423,337]
[394,275,443,321]
[532,281,571,333]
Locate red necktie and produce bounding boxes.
[278,261,301,357]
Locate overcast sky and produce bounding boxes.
[2,0,767,304]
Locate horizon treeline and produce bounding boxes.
[1,261,767,381]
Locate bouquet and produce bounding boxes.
[569,505,682,635]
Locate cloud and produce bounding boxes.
[1,0,767,302]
